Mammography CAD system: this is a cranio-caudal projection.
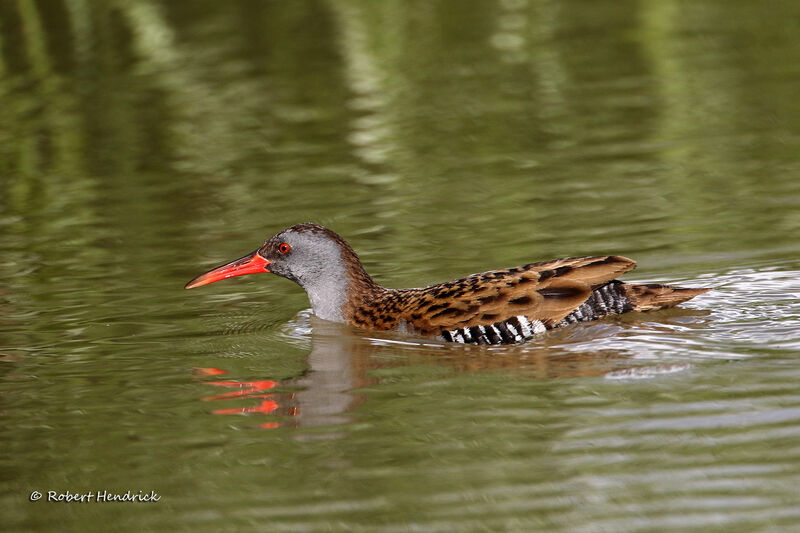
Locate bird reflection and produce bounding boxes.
[194,309,709,429]
[195,318,378,429]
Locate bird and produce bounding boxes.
[185,223,711,345]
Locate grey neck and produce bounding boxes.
[301,270,349,323]
[290,249,350,323]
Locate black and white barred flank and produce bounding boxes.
[441,315,547,345]
[556,280,631,327]
[441,281,631,345]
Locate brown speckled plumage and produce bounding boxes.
[343,254,708,337]
[186,223,711,345]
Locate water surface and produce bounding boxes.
[2,1,800,531]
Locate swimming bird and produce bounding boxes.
[185,223,710,345]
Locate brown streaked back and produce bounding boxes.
[357,255,638,335]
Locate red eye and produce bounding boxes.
[279,243,291,254]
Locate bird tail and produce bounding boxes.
[622,282,712,311]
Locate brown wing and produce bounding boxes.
[396,256,636,334]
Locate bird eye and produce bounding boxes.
[279,243,291,254]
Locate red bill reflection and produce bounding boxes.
[194,367,294,428]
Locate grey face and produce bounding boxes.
[258,229,341,283]
[257,229,349,322]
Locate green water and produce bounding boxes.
[2,1,800,531]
